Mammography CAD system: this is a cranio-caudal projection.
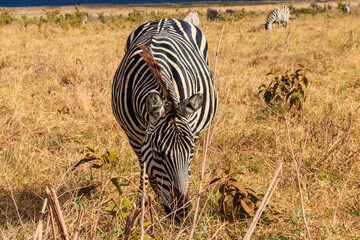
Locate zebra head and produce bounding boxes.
[139,44,204,215]
[265,23,272,30]
[143,91,204,215]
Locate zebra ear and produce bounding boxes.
[146,90,165,124]
[178,93,204,118]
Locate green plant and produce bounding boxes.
[211,167,256,218]
[127,9,144,22]
[73,147,132,218]
[259,65,310,112]
[0,7,14,25]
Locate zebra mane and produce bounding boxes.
[139,44,177,117]
[266,9,273,20]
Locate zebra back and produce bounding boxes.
[111,19,217,213]
[265,6,290,30]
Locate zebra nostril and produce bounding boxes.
[169,186,191,215]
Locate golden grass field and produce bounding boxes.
[1,1,360,239]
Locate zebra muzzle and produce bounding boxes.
[166,185,192,216]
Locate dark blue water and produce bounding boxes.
[1,0,247,8]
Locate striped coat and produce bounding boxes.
[265,6,290,30]
[112,19,217,213]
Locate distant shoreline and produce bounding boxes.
[1,0,304,8]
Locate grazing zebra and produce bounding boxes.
[226,9,234,14]
[207,7,221,22]
[112,19,218,214]
[183,10,200,26]
[265,6,290,30]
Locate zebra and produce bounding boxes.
[183,10,200,26]
[207,7,221,22]
[112,19,218,214]
[344,2,350,13]
[265,6,290,30]
[226,9,234,14]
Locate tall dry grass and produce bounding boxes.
[0,2,359,239]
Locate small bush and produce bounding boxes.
[259,65,310,112]
[127,9,144,22]
[337,1,350,12]
[220,8,249,22]
[21,14,36,28]
[211,166,279,221]
[0,7,14,25]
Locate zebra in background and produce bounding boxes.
[207,7,221,22]
[265,6,290,30]
[344,2,350,13]
[183,10,200,26]
[112,19,218,214]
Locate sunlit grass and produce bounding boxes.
[0,1,359,239]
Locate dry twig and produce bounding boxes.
[34,198,48,240]
[72,208,84,240]
[124,208,141,240]
[188,24,225,239]
[243,162,282,240]
[140,163,147,240]
[45,186,69,240]
[284,115,312,240]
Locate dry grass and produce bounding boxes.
[1,1,360,239]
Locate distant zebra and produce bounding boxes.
[183,10,200,26]
[112,19,218,214]
[265,6,290,30]
[226,9,234,14]
[344,2,350,13]
[207,7,221,22]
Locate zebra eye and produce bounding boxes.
[154,151,166,160]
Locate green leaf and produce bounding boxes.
[209,177,222,185]
[219,184,226,194]
[231,182,248,197]
[245,188,261,201]
[72,156,98,170]
[107,150,116,162]
[121,198,132,208]
[302,76,308,87]
[91,164,102,169]
[76,184,100,198]
[241,198,255,216]
[143,222,151,227]
[74,198,84,210]
[86,146,96,153]
[110,177,126,195]
[218,195,226,214]
[233,192,241,207]
[105,202,117,214]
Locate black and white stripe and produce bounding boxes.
[112,19,217,213]
[265,6,290,30]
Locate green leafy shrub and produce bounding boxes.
[211,166,279,220]
[259,65,310,112]
[127,9,144,22]
[0,7,14,25]
[68,6,87,27]
[21,14,36,27]
[337,1,350,12]
[220,8,249,22]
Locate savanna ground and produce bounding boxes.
[1,1,360,239]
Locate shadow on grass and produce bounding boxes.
[0,187,45,227]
